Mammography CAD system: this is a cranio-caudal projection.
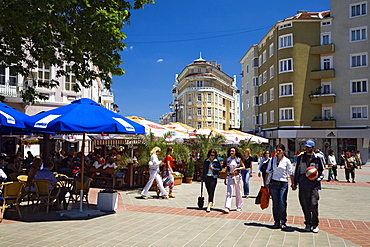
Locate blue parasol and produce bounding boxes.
[24,98,145,211]
[0,102,27,130]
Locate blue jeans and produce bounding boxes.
[269,181,288,225]
[240,169,251,196]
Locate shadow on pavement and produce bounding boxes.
[244,222,307,232]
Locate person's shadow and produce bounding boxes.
[244,222,307,232]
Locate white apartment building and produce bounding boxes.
[171,56,240,130]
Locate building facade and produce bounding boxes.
[171,56,240,130]
[241,3,369,161]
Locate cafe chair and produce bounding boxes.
[9,173,22,182]
[68,178,93,207]
[33,179,60,214]
[0,181,25,222]
[17,175,28,182]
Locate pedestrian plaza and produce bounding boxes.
[1,164,369,247]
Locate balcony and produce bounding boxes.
[310,69,335,79]
[310,44,335,54]
[100,89,114,104]
[309,93,336,104]
[311,117,336,128]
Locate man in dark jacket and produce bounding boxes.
[292,140,324,233]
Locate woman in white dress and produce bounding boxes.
[141,147,168,199]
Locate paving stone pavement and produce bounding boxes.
[1,165,369,246]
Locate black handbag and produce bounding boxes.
[255,189,262,204]
[197,181,204,209]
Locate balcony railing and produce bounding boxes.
[309,93,336,104]
[311,117,336,128]
[310,69,335,79]
[310,44,335,54]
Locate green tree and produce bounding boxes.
[0,0,153,103]
[187,131,226,162]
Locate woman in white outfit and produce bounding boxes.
[141,147,168,199]
[223,147,245,213]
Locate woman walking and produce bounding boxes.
[201,149,222,212]
[223,147,245,213]
[258,150,271,186]
[162,147,176,198]
[327,150,338,181]
[241,148,254,198]
[345,152,357,183]
[266,144,294,229]
[141,147,168,199]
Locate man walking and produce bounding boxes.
[292,140,324,233]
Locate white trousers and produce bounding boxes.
[141,169,168,197]
[224,175,243,209]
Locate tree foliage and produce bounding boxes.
[0,0,154,103]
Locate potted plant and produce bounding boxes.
[97,188,119,211]
[184,159,195,183]
[173,172,184,185]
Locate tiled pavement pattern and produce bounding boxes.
[1,165,369,246]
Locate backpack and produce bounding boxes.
[261,158,270,171]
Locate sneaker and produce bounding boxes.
[352,181,355,183]
[304,225,311,232]
[162,195,169,199]
[141,195,148,200]
[347,180,350,183]
[223,208,229,214]
[281,224,287,230]
[236,208,242,212]
[312,226,319,233]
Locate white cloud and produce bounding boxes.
[123,46,134,51]
[157,58,164,62]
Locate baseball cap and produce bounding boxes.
[305,140,315,147]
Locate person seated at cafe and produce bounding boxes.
[59,154,73,176]
[0,165,7,184]
[4,154,22,177]
[33,161,67,206]
[26,157,43,186]
[0,157,7,170]
[103,156,117,169]
[24,151,34,166]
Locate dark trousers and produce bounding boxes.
[205,176,217,203]
[332,165,337,177]
[298,189,320,227]
[269,181,288,225]
[345,168,355,180]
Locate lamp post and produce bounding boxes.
[169,99,184,122]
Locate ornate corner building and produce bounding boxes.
[171,56,240,130]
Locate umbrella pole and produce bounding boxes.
[79,132,86,212]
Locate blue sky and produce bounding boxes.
[112,0,330,123]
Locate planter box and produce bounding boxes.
[97,192,118,211]
[174,176,183,185]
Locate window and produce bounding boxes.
[190,69,194,74]
[197,108,202,115]
[0,64,5,84]
[207,108,212,116]
[252,115,256,125]
[253,96,259,106]
[207,122,212,127]
[279,34,293,49]
[263,112,267,124]
[259,94,262,106]
[259,113,262,124]
[322,21,331,26]
[270,88,274,101]
[206,68,209,73]
[350,2,367,17]
[351,53,368,68]
[350,27,367,42]
[280,107,294,121]
[351,105,368,119]
[252,77,259,87]
[198,68,202,73]
[279,22,292,29]
[280,83,293,97]
[197,93,202,101]
[207,94,211,102]
[270,65,274,79]
[246,65,249,73]
[198,122,202,129]
[259,55,262,67]
[262,51,267,63]
[322,56,333,70]
[65,65,77,91]
[196,80,203,87]
[263,71,267,84]
[321,82,331,94]
[205,81,210,87]
[188,94,192,102]
[269,43,274,57]
[321,33,331,45]
[279,58,293,73]
[263,91,267,104]
[270,110,274,123]
[246,99,249,109]
[252,57,259,68]
[9,67,17,86]
[0,63,18,86]
[322,107,332,119]
[351,79,368,93]
[188,108,192,116]
[259,75,262,86]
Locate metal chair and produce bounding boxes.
[33,179,60,213]
[68,178,93,207]
[0,181,25,222]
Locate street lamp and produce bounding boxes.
[169,99,184,122]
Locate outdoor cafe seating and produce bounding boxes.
[0,181,25,221]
